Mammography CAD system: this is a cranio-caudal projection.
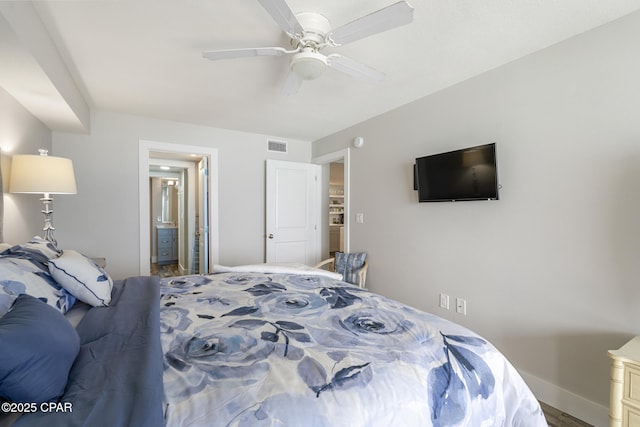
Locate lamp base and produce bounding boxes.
[40,195,57,247]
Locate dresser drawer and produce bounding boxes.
[158,249,172,258]
[626,364,640,406]
[158,238,173,248]
[623,406,640,427]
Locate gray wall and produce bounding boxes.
[313,10,640,423]
[0,86,53,244]
[52,110,312,279]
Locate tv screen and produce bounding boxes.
[415,143,499,202]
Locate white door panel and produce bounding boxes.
[266,160,320,264]
[275,242,307,264]
[276,169,307,228]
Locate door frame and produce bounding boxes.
[312,148,351,254]
[149,158,196,274]
[139,140,219,275]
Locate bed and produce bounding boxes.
[0,237,547,427]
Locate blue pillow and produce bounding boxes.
[0,294,80,403]
[335,252,367,285]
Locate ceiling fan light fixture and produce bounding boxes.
[290,50,327,80]
[201,2,415,94]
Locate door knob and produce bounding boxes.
[268,234,274,239]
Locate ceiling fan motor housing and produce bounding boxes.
[294,12,331,45]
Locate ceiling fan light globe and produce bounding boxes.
[290,50,327,80]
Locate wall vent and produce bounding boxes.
[267,140,288,153]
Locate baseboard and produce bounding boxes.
[520,371,608,426]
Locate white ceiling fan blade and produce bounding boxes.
[327,1,414,46]
[257,0,304,39]
[327,54,385,82]
[203,46,294,61]
[281,70,302,96]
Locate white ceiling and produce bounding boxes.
[3,0,640,141]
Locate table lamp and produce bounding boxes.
[9,149,77,246]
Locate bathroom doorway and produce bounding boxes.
[138,140,219,276]
[148,157,197,277]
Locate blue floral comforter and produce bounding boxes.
[160,272,546,427]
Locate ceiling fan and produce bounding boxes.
[202,0,414,95]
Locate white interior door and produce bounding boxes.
[180,165,196,276]
[266,160,321,264]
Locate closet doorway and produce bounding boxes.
[313,148,351,259]
[138,141,219,276]
[327,162,345,257]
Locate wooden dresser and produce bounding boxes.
[609,337,640,427]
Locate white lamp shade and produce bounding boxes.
[9,154,77,194]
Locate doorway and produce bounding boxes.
[327,161,345,257]
[148,157,196,276]
[313,148,351,259]
[138,140,219,276]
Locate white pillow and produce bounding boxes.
[49,250,113,307]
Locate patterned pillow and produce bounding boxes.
[0,294,80,403]
[334,252,367,285]
[0,245,76,314]
[0,286,18,318]
[49,250,113,307]
[5,236,61,262]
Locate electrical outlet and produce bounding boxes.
[456,298,467,315]
[439,293,450,310]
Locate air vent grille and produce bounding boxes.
[267,140,288,153]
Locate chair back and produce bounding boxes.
[315,252,367,288]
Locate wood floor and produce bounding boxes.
[540,401,593,427]
[152,264,593,426]
[150,262,181,278]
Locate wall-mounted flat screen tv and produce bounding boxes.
[415,143,499,202]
